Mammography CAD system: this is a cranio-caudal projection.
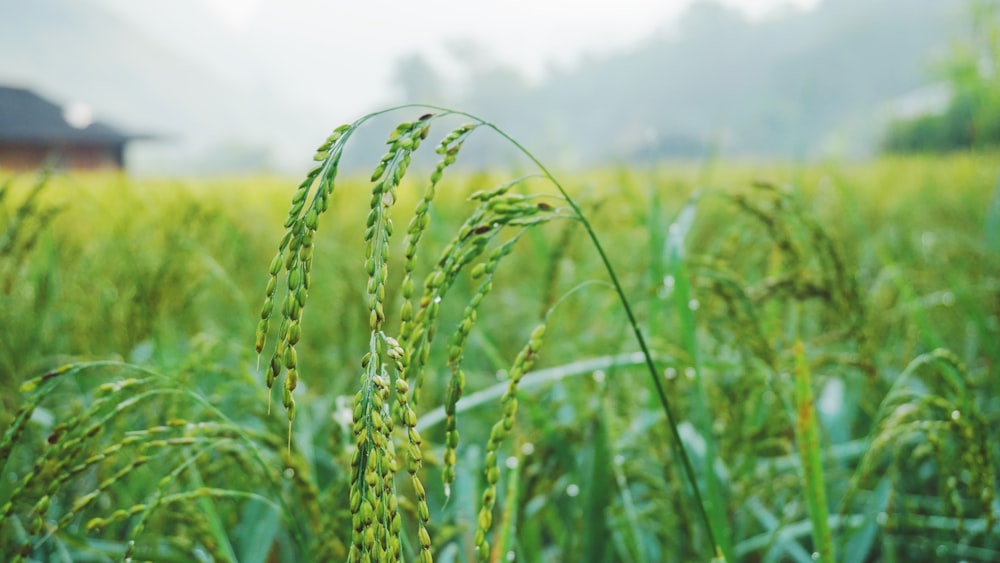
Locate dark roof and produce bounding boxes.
[0,86,148,145]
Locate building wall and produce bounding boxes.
[0,142,124,171]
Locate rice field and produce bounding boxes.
[1,111,998,562]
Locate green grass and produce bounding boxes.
[0,110,998,562]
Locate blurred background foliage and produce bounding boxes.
[883,0,1000,152]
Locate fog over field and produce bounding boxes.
[0,0,962,172]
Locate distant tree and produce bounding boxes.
[884,0,1000,152]
[392,53,447,104]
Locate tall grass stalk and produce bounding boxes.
[665,198,732,561]
[793,340,835,561]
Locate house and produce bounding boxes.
[0,86,150,172]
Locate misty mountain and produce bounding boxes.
[397,0,964,164]
[0,0,968,173]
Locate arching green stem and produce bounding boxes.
[368,103,725,560]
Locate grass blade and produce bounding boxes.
[793,340,835,562]
[666,198,732,561]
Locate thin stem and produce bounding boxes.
[488,119,725,559]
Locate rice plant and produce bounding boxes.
[253,106,723,561]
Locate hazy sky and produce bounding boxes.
[97,0,819,121]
